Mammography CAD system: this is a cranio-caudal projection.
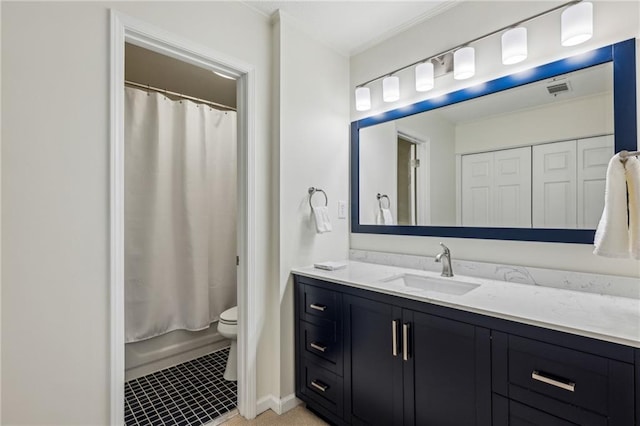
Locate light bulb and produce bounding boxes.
[561,2,593,47]
[382,76,400,102]
[415,62,435,92]
[454,47,475,80]
[355,87,371,111]
[502,27,528,65]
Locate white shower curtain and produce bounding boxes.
[125,87,237,343]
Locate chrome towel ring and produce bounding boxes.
[308,187,328,209]
[377,193,390,209]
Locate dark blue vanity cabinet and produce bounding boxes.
[343,295,491,426]
[294,274,638,425]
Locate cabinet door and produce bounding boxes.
[532,141,577,228]
[404,310,491,426]
[344,295,403,426]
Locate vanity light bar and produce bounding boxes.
[354,0,591,111]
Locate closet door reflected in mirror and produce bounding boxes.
[459,136,613,229]
[461,147,531,228]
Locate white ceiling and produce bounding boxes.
[242,0,459,56]
[434,62,613,124]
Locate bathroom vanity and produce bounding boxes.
[292,261,639,425]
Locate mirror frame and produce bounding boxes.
[351,39,637,244]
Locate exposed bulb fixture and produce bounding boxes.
[453,47,475,80]
[355,87,371,111]
[213,71,236,80]
[502,27,528,65]
[415,62,435,92]
[561,1,593,46]
[382,76,400,102]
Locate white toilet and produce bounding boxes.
[217,306,237,381]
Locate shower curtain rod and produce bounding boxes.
[125,80,237,111]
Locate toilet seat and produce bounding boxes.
[219,306,237,325]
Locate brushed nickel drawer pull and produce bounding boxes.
[532,370,575,392]
[402,323,410,361]
[310,342,327,352]
[310,380,328,392]
[392,320,398,357]
[309,303,327,312]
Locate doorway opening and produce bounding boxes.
[123,42,238,425]
[110,11,258,425]
[397,135,418,226]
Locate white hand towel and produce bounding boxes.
[594,153,630,258]
[381,208,394,225]
[625,156,640,259]
[312,206,332,234]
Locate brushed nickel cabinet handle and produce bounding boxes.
[309,303,327,312]
[532,370,575,392]
[402,323,410,361]
[392,320,398,357]
[310,342,327,352]
[310,380,328,392]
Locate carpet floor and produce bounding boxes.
[221,405,328,425]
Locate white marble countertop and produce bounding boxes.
[291,261,640,349]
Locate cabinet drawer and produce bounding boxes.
[493,394,587,426]
[299,358,343,417]
[300,320,343,375]
[300,283,341,326]
[493,333,634,423]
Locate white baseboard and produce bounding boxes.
[256,393,302,416]
[279,393,302,414]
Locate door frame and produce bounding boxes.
[109,10,258,424]
[396,129,430,226]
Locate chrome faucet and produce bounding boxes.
[435,242,454,277]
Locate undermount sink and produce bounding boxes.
[381,273,480,296]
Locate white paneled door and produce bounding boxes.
[532,141,577,229]
[462,136,613,230]
[462,147,531,227]
[462,152,493,227]
[494,147,532,228]
[577,135,614,229]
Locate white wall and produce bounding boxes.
[1,2,273,424]
[358,111,457,226]
[456,93,614,153]
[359,122,398,224]
[350,1,640,277]
[274,12,350,399]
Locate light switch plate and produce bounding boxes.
[338,201,347,219]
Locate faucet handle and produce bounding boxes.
[439,242,450,253]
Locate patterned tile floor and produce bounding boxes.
[125,347,237,426]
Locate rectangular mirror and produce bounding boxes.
[351,40,637,243]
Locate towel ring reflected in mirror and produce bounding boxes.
[377,193,391,209]
[308,187,328,209]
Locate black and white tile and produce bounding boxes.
[125,347,237,426]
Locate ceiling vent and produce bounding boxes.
[546,79,572,96]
